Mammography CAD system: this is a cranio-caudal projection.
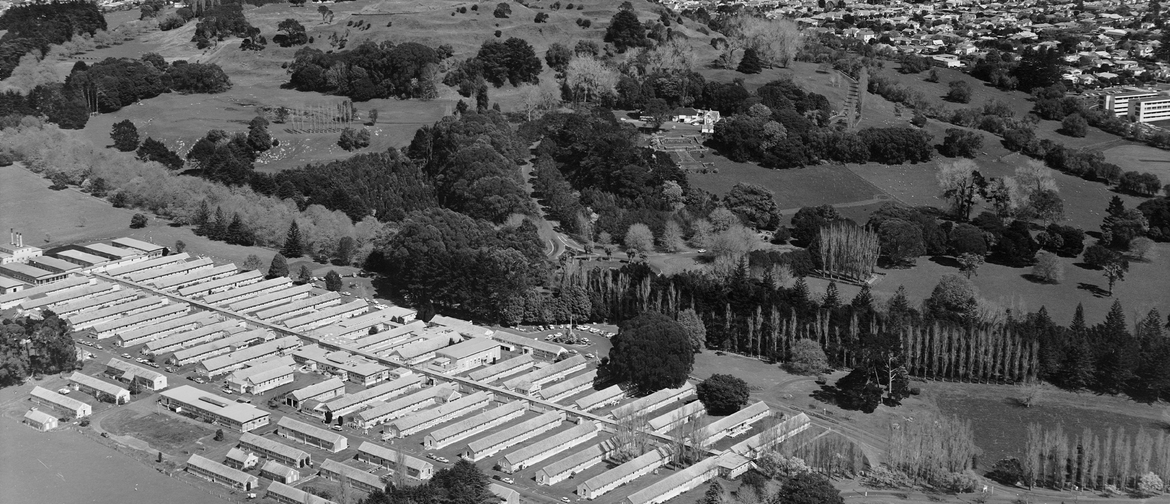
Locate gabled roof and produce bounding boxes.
[468,354,533,382]
[502,421,597,466]
[357,441,432,473]
[288,378,346,401]
[239,432,310,462]
[466,410,561,454]
[277,417,346,446]
[186,454,258,486]
[579,448,668,493]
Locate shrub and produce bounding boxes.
[1030,251,1063,283]
[940,128,983,158]
[946,80,972,103]
[493,2,511,18]
[130,213,148,229]
[788,339,828,374]
[1061,113,1088,137]
[933,472,978,493]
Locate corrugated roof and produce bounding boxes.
[624,455,721,504]
[277,417,347,446]
[160,386,269,425]
[469,354,533,382]
[200,336,301,373]
[153,264,238,290]
[68,372,129,397]
[538,441,611,478]
[428,401,525,443]
[391,391,492,433]
[319,459,383,489]
[24,409,57,424]
[611,382,696,420]
[105,253,189,277]
[288,378,346,401]
[579,448,668,494]
[436,338,500,360]
[117,312,218,343]
[502,421,598,466]
[186,454,258,486]
[106,358,166,382]
[537,370,597,401]
[92,303,189,333]
[20,282,115,310]
[266,481,336,504]
[203,277,292,305]
[239,432,310,462]
[322,374,421,413]
[67,296,161,326]
[575,384,625,410]
[111,237,164,252]
[647,401,705,432]
[281,298,368,329]
[169,331,259,363]
[702,401,770,438]
[252,290,338,319]
[29,255,81,272]
[31,386,89,411]
[466,410,561,454]
[357,384,455,423]
[492,331,567,355]
[357,441,432,473]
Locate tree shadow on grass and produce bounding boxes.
[1076,282,1110,298]
[1021,273,1056,285]
[810,384,843,407]
[1072,262,1099,271]
[928,255,961,268]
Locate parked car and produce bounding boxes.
[121,353,131,359]
[57,387,70,394]
[165,367,175,373]
[501,477,514,484]
[192,376,207,384]
[331,425,343,431]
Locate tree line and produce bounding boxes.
[1000,423,1170,496]
[287,41,443,101]
[0,0,106,80]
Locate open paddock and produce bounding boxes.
[101,410,217,452]
[0,163,139,247]
[689,158,891,211]
[1102,143,1170,182]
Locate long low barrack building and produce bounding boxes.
[69,296,165,330]
[499,421,599,474]
[537,370,598,404]
[226,357,295,395]
[385,331,459,365]
[423,400,527,450]
[276,417,348,452]
[54,290,138,317]
[185,454,259,491]
[108,237,164,258]
[227,284,314,314]
[0,276,93,309]
[647,400,705,435]
[356,441,434,481]
[266,481,336,504]
[115,312,220,347]
[318,374,424,417]
[168,330,269,366]
[158,386,270,432]
[536,439,622,486]
[105,253,189,279]
[17,281,117,312]
[198,336,302,377]
[254,292,341,322]
[355,384,458,428]
[346,321,426,353]
[204,277,292,306]
[144,320,251,356]
[52,249,110,270]
[30,386,92,418]
[461,410,564,462]
[426,337,501,375]
[129,258,213,284]
[238,432,312,468]
[92,303,191,339]
[622,455,722,504]
[490,483,520,504]
[313,309,409,341]
[176,270,263,299]
[468,354,534,384]
[610,382,696,420]
[318,459,384,494]
[284,377,346,410]
[503,354,587,394]
[575,384,625,412]
[282,299,370,332]
[153,263,238,292]
[577,448,670,500]
[726,412,811,459]
[384,391,493,439]
[68,371,130,404]
[260,460,299,484]
[701,401,771,446]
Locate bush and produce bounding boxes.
[696,374,750,415]
[130,213,148,229]
[987,458,1023,486]
[1061,113,1088,137]
[788,339,828,374]
[493,2,511,18]
[946,80,972,103]
[1083,244,1118,269]
[1030,251,1063,283]
[940,128,983,158]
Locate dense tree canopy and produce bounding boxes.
[288,41,441,100]
[0,311,80,387]
[697,373,751,415]
[607,312,695,393]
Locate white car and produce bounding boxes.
[58,387,71,394]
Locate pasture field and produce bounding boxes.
[0,383,214,504]
[0,163,138,247]
[932,381,1167,469]
[689,159,891,211]
[1102,143,1170,182]
[66,0,710,171]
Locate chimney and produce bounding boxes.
[18,233,23,248]
[9,228,12,246]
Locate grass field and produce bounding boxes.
[1102,143,1170,182]
[101,410,215,452]
[689,160,891,211]
[0,163,138,247]
[0,384,214,504]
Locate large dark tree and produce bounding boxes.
[724,183,781,230]
[267,252,289,279]
[605,9,647,52]
[111,119,140,152]
[773,473,845,504]
[737,47,763,74]
[834,332,910,413]
[282,221,303,258]
[606,312,694,393]
[136,137,184,170]
[696,374,751,415]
